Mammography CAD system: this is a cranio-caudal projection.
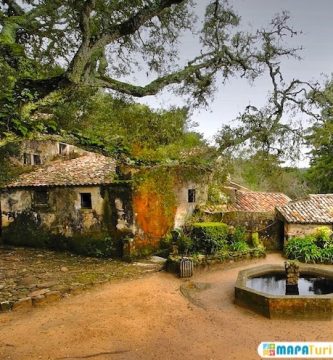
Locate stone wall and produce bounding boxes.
[174,181,208,228]
[284,223,333,245]
[1,186,105,236]
[217,211,284,250]
[1,176,208,257]
[18,140,86,166]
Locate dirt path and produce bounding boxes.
[0,254,331,360]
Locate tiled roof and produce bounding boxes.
[229,191,291,212]
[5,153,116,188]
[203,190,291,213]
[276,194,333,224]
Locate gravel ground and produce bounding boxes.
[0,246,163,305]
[0,253,331,360]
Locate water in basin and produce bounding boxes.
[246,273,333,295]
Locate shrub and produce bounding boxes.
[285,236,322,263]
[314,226,332,241]
[68,235,118,257]
[191,222,229,254]
[321,245,333,263]
[230,239,249,253]
[251,232,261,247]
[313,226,333,249]
[231,226,247,243]
[177,234,193,255]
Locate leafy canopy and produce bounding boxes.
[0,0,306,142]
[306,79,333,193]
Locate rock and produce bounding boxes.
[12,297,32,311]
[29,288,50,297]
[0,301,12,312]
[149,256,167,264]
[0,284,5,290]
[61,266,69,272]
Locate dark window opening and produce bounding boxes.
[188,189,196,203]
[34,189,48,205]
[23,153,31,165]
[33,154,41,165]
[80,193,92,209]
[59,143,67,155]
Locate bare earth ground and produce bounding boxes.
[0,253,332,360]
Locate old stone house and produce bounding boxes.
[276,194,333,244]
[203,184,291,249]
[0,140,208,257]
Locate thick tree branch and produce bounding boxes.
[68,0,185,83]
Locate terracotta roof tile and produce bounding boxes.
[5,153,116,188]
[276,194,333,224]
[229,191,291,212]
[203,190,291,213]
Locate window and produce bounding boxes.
[23,153,31,165]
[34,189,48,205]
[59,143,67,155]
[80,193,92,209]
[188,189,196,203]
[33,154,41,165]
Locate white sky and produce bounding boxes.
[135,0,333,166]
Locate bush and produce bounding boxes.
[177,234,193,255]
[229,239,249,253]
[229,226,250,253]
[231,226,247,243]
[285,236,324,263]
[313,226,333,249]
[69,236,118,258]
[191,222,229,254]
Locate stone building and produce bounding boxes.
[203,186,291,249]
[0,140,208,257]
[276,194,333,243]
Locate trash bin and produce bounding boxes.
[179,257,193,278]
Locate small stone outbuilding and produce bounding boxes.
[276,194,333,244]
[203,185,291,249]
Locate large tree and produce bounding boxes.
[307,80,333,193]
[0,0,304,141]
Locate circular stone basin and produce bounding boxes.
[235,264,333,319]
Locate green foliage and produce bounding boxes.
[285,231,333,264]
[313,226,332,248]
[227,153,310,198]
[191,222,229,254]
[69,236,118,258]
[229,239,249,252]
[177,234,194,255]
[285,236,322,263]
[229,226,249,252]
[251,232,261,247]
[307,80,333,193]
[231,226,247,243]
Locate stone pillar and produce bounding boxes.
[285,260,300,295]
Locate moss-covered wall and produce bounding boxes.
[131,167,209,256]
[214,211,284,250]
[0,185,134,257]
[0,168,209,258]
